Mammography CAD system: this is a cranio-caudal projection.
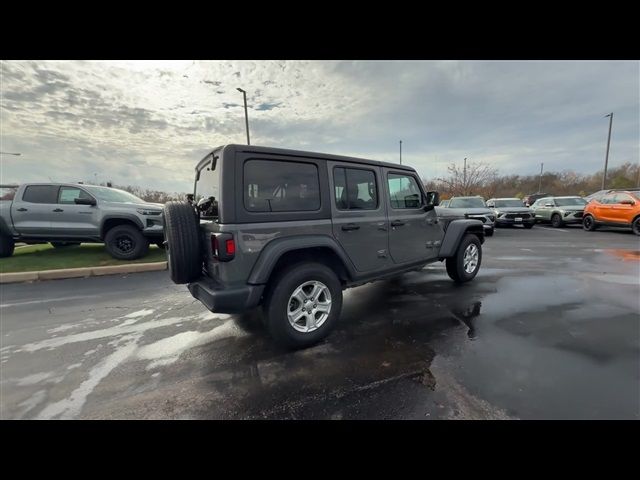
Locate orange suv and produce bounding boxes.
[583,190,640,236]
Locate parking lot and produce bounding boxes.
[1,224,638,419]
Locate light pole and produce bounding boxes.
[602,112,613,190]
[463,157,467,195]
[538,162,544,193]
[0,152,21,156]
[399,140,402,165]
[236,88,250,145]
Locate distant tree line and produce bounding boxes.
[87,181,189,204]
[423,161,639,200]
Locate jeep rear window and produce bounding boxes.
[195,155,220,203]
[244,160,320,212]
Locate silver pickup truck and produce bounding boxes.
[0,183,164,260]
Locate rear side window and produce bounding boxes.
[387,173,423,209]
[58,187,93,204]
[244,159,320,212]
[334,167,378,210]
[22,185,59,204]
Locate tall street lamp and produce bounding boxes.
[236,88,250,145]
[399,140,402,165]
[602,112,613,190]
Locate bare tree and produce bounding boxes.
[437,160,498,197]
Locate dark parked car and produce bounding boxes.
[162,145,485,349]
[523,192,552,207]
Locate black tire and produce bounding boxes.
[551,213,563,228]
[51,242,80,248]
[263,262,343,350]
[0,235,15,258]
[485,227,494,237]
[632,217,640,236]
[446,234,482,283]
[524,223,534,229]
[583,215,597,231]
[104,224,149,260]
[163,201,201,284]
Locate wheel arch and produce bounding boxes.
[438,219,485,258]
[101,215,144,239]
[248,235,355,286]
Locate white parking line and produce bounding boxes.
[0,294,103,309]
[538,227,569,233]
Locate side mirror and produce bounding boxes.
[425,191,440,207]
[74,197,96,206]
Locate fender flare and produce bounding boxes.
[100,214,145,238]
[0,216,14,237]
[438,219,484,258]
[247,235,356,285]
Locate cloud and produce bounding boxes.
[1,60,638,194]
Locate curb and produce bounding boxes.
[0,261,167,284]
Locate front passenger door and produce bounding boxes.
[385,170,442,264]
[51,186,100,238]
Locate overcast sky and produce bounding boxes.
[1,60,638,193]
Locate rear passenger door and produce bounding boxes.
[10,185,59,236]
[384,169,442,264]
[329,163,391,272]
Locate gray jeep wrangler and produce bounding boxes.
[163,145,484,349]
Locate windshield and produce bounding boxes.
[555,197,587,206]
[494,199,525,208]
[449,197,486,208]
[84,186,145,203]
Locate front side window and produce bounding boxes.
[334,167,378,210]
[58,187,93,204]
[244,159,320,212]
[22,185,59,204]
[388,173,423,209]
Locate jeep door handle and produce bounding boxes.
[391,220,405,227]
[341,223,360,231]
[53,208,64,212]
[17,208,28,212]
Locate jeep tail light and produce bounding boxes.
[211,233,235,262]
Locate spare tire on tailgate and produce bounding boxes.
[163,201,202,284]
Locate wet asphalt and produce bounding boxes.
[1,224,639,419]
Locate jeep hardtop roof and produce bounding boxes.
[197,144,416,173]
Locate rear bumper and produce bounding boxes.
[188,277,264,314]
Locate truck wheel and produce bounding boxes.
[446,234,482,283]
[263,262,343,350]
[163,201,201,284]
[551,214,563,228]
[104,224,149,260]
[0,235,15,258]
[51,242,80,248]
[583,215,597,231]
